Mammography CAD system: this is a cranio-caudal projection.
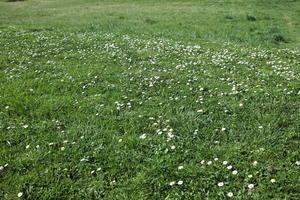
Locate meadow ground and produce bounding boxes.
[0,0,300,199]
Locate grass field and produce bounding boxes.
[0,0,300,199]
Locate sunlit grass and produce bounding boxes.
[0,0,300,199]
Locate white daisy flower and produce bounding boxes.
[217,182,224,187]
[169,181,175,186]
[227,192,233,197]
[22,125,28,129]
[232,170,238,175]
[17,192,23,197]
[139,134,146,139]
[271,179,276,183]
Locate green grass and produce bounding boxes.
[1,0,300,47]
[0,0,300,199]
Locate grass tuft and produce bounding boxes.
[246,15,257,21]
[144,18,158,25]
[274,34,288,43]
